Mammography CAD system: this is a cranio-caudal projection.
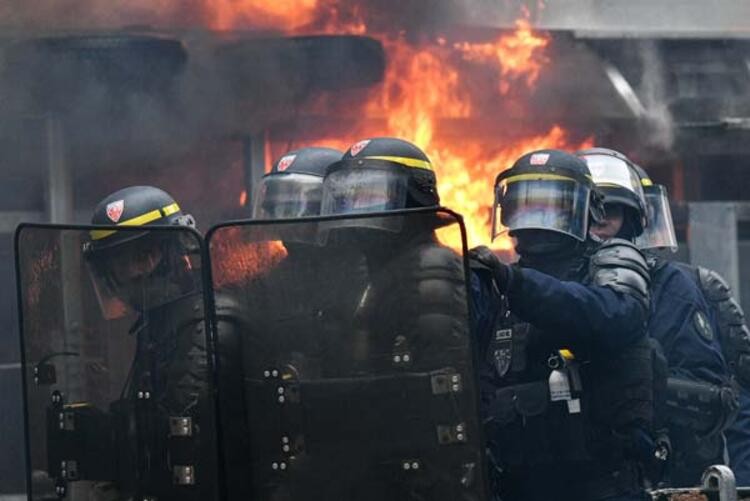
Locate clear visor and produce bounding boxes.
[584,154,644,199]
[252,173,323,220]
[635,185,678,252]
[320,168,408,234]
[85,232,199,319]
[492,177,591,242]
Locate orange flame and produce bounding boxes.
[454,19,550,95]
[216,4,592,252]
[205,0,319,31]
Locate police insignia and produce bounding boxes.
[491,328,513,377]
[106,200,124,222]
[693,311,714,342]
[349,139,370,157]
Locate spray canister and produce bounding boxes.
[549,368,572,402]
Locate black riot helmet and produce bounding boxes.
[576,147,648,239]
[492,149,604,252]
[83,186,199,319]
[320,137,441,234]
[630,163,678,253]
[252,147,342,220]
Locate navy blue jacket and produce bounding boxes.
[649,261,728,386]
[471,265,649,357]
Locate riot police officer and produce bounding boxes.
[227,146,380,500]
[470,149,654,501]
[627,162,747,485]
[313,137,485,500]
[82,186,220,500]
[248,145,367,377]
[578,148,737,487]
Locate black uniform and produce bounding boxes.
[301,136,486,500]
[80,186,221,500]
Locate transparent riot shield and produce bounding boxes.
[15,224,219,501]
[207,208,488,501]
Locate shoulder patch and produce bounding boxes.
[693,310,714,342]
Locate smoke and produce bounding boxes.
[637,40,674,150]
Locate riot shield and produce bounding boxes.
[15,224,219,501]
[207,208,488,501]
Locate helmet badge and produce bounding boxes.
[277,154,296,172]
[530,153,550,165]
[106,200,124,223]
[349,139,370,157]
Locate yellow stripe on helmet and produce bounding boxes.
[641,178,653,187]
[90,203,181,241]
[162,202,181,216]
[502,173,579,184]
[363,155,433,170]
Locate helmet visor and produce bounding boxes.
[321,167,409,214]
[252,173,323,220]
[635,185,678,252]
[84,230,200,319]
[492,175,591,242]
[584,154,645,203]
[320,166,408,233]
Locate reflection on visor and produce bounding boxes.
[492,178,590,242]
[253,173,323,220]
[321,168,408,216]
[584,154,643,195]
[635,185,678,252]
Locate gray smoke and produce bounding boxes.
[637,40,674,150]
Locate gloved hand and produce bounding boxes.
[469,245,514,293]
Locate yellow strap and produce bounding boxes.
[363,155,433,171]
[502,173,578,184]
[162,202,180,216]
[90,203,181,241]
[559,349,575,361]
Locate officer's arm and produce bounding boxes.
[509,269,647,352]
[508,239,650,353]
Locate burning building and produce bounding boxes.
[3,0,750,494]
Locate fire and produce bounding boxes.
[205,0,319,31]
[355,24,588,250]
[454,19,550,95]
[210,3,591,251]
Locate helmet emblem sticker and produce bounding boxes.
[277,155,297,172]
[349,139,371,157]
[106,200,124,223]
[530,153,550,165]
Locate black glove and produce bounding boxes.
[469,245,515,294]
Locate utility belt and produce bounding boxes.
[486,351,654,470]
[487,350,597,467]
[665,376,739,438]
